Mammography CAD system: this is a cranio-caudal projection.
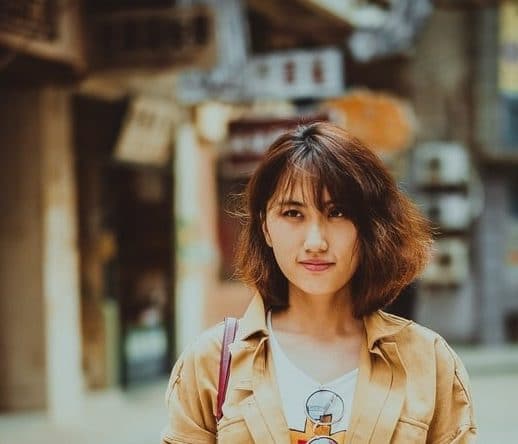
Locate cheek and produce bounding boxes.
[265,218,297,251]
[267,229,300,273]
[336,229,360,264]
[269,234,296,262]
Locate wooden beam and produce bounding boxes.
[247,0,352,30]
[295,0,358,26]
[0,31,85,71]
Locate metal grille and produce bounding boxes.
[0,0,57,40]
[93,6,214,68]
[86,0,177,14]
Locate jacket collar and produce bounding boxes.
[363,309,412,350]
[236,293,269,341]
[237,293,412,347]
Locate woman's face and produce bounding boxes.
[263,178,360,301]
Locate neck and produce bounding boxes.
[272,286,364,339]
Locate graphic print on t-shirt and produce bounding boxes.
[289,415,347,444]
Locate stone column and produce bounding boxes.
[174,122,219,354]
[40,88,84,423]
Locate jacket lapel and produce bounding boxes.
[347,311,410,443]
[230,295,290,443]
[229,337,290,443]
[251,336,290,443]
[369,341,407,442]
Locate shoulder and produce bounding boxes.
[376,310,438,348]
[380,312,473,399]
[175,322,226,370]
[165,322,226,409]
[378,311,466,372]
[379,311,448,346]
[164,323,228,437]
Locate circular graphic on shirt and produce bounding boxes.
[305,389,345,426]
[307,437,339,444]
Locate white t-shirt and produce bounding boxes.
[267,311,358,444]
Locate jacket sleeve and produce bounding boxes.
[161,341,218,444]
[428,339,477,444]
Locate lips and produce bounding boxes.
[299,261,334,272]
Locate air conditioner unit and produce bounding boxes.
[420,238,470,287]
[413,142,471,187]
[418,194,472,231]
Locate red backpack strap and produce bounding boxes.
[216,317,239,422]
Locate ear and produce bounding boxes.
[262,218,272,247]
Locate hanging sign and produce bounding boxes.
[499,1,518,96]
[113,96,177,167]
[178,47,344,104]
[244,48,344,101]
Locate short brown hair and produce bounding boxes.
[234,122,432,318]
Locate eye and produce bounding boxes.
[282,209,302,218]
[328,207,346,218]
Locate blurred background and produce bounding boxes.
[0,0,517,442]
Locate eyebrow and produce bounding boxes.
[277,199,336,207]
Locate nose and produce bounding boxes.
[303,222,328,252]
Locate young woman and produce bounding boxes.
[162,122,477,443]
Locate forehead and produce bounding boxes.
[269,173,331,206]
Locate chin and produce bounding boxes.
[296,284,342,298]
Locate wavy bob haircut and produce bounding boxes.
[234,121,432,318]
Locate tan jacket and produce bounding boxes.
[162,295,477,443]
